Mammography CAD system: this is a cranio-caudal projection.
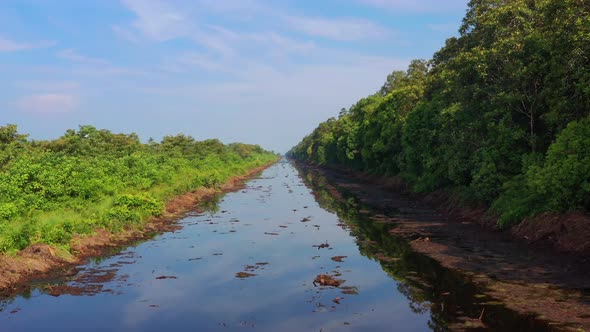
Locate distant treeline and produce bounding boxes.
[0,124,278,253]
[288,0,590,227]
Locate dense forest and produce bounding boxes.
[288,0,590,227]
[0,124,278,254]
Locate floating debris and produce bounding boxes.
[264,232,279,236]
[155,275,178,280]
[331,256,347,262]
[313,274,345,287]
[313,242,330,249]
[301,217,311,222]
[340,286,359,295]
[235,272,257,279]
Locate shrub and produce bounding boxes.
[527,117,590,212]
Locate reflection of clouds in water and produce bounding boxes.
[122,247,366,329]
[122,264,310,330]
[8,162,434,331]
[237,296,429,332]
[123,278,186,329]
[122,253,246,328]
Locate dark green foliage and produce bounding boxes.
[0,125,278,254]
[288,0,590,227]
[531,118,590,211]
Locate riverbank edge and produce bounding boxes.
[293,160,590,331]
[0,160,278,296]
[295,161,590,256]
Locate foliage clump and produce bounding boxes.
[0,125,278,254]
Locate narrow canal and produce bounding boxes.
[0,161,549,331]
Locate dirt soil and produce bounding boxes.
[0,162,275,297]
[303,163,590,331]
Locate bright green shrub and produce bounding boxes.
[0,203,18,221]
[0,124,278,253]
[527,117,590,211]
[113,194,163,217]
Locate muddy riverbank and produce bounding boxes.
[0,162,276,297]
[295,162,590,331]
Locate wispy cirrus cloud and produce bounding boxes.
[358,0,468,13]
[16,93,79,113]
[284,16,391,41]
[115,0,393,45]
[56,49,147,78]
[115,0,191,41]
[57,49,110,65]
[0,36,55,52]
[14,80,80,92]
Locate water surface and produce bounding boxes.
[0,161,547,331]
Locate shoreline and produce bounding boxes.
[0,161,277,297]
[294,161,590,331]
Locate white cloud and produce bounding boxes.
[14,80,80,92]
[111,24,143,43]
[118,0,191,41]
[358,0,468,13]
[16,93,79,113]
[116,0,392,45]
[57,49,110,65]
[132,46,410,152]
[55,49,147,78]
[284,16,390,41]
[0,36,55,52]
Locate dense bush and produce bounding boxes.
[0,125,278,254]
[531,118,590,210]
[288,0,590,227]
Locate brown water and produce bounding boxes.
[0,160,550,331]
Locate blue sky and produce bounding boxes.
[1,0,468,152]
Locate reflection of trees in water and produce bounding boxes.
[198,195,222,214]
[296,163,452,330]
[0,296,15,313]
[294,163,552,332]
[0,285,33,314]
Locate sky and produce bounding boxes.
[1,0,469,153]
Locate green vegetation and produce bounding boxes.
[0,124,278,254]
[288,0,590,228]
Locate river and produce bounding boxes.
[0,160,549,331]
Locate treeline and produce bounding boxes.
[288,0,590,227]
[0,124,278,253]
